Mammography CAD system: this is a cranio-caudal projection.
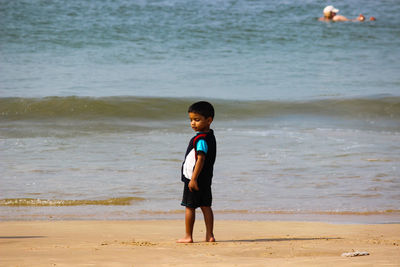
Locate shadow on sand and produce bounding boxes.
[218,237,342,243]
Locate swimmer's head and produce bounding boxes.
[369,16,376,21]
[323,5,339,18]
[357,14,365,21]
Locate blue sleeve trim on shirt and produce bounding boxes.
[196,139,208,154]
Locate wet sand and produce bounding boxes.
[1,220,399,266]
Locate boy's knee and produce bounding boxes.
[186,207,196,212]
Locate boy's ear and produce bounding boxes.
[207,117,213,125]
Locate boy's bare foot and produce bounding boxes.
[206,235,216,242]
[177,237,193,243]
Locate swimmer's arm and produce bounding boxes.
[188,152,205,192]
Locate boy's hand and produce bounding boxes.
[188,152,205,192]
[188,179,199,192]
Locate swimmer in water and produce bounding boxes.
[319,6,377,22]
[319,5,350,22]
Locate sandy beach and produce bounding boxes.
[1,220,399,266]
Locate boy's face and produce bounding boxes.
[189,112,212,132]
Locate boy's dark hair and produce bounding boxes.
[188,101,214,119]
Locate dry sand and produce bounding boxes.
[1,220,399,266]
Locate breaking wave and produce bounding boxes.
[1,96,399,121]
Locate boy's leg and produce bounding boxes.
[177,207,195,243]
[200,206,215,242]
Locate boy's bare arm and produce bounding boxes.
[188,152,205,192]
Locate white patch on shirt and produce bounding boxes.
[183,148,196,180]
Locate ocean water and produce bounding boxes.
[1,0,400,222]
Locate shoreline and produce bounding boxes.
[1,220,399,266]
[2,209,400,225]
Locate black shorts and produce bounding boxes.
[181,181,212,209]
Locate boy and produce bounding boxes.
[177,101,216,243]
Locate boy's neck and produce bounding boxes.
[197,128,211,133]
